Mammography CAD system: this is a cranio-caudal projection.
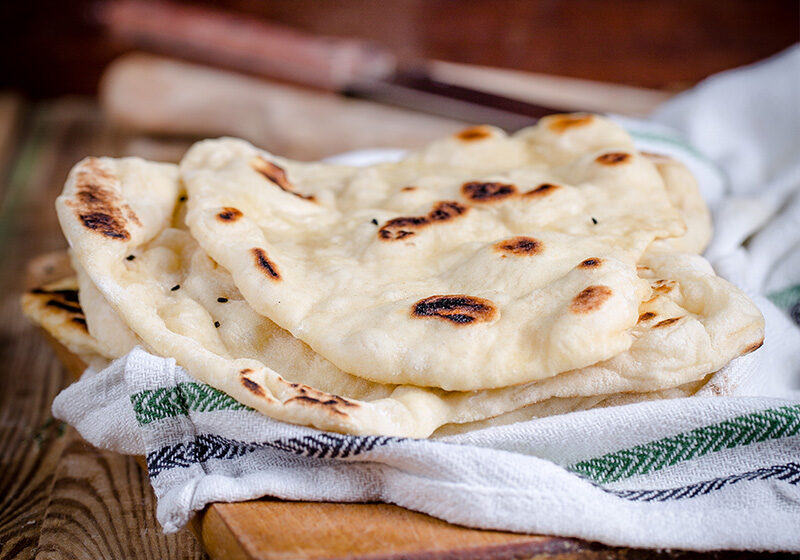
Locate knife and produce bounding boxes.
[97,0,562,130]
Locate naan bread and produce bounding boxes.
[433,376,710,437]
[16,276,699,439]
[20,277,107,369]
[645,152,712,254]
[180,116,687,390]
[22,277,98,358]
[67,208,762,432]
[61,157,612,436]
[72,255,141,359]
[57,158,403,434]
[18,275,707,438]
[23,266,738,438]
[57,155,760,437]
[53,115,763,437]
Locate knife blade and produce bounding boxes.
[345,70,557,130]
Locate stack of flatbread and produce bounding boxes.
[24,114,765,437]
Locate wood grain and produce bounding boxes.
[35,431,206,560]
[0,99,204,560]
[0,94,23,201]
[197,501,611,560]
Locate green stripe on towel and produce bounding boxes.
[131,382,249,425]
[767,283,800,311]
[570,405,800,484]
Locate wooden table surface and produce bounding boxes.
[0,96,209,560]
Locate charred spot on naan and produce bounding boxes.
[79,213,132,240]
[26,285,88,331]
[596,152,631,165]
[412,295,497,325]
[570,285,613,313]
[378,218,424,240]
[638,311,657,323]
[743,338,765,354]
[378,201,468,241]
[251,248,281,280]
[241,377,265,397]
[651,279,676,294]
[67,158,140,241]
[428,201,468,222]
[461,181,517,203]
[217,207,243,222]
[284,395,357,416]
[654,317,682,328]
[239,368,266,397]
[548,114,594,133]
[287,382,358,408]
[250,156,315,201]
[45,299,83,314]
[494,236,543,256]
[400,186,417,192]
[281,381,359,416]
[455,126,493,141]
[31,287,80,303]
[578,258,603,268]
[524,183,560,198]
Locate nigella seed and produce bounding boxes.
[217,297,228,303]
[371,219,378,226]
[171,285,180,291]
[179,195,188,202]
[126,255,136,261]
[214,321,220,328]
[591,217,598,225]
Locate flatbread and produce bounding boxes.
[20,277,107,369]
[180,116,687,390]
[433,376,710,437]
[26,267,735,441]
[22,277,98,358]
[645,152,712,254]
[17,277,697,440]
[54,123,763,437]
[72,255,141,359]
[66,205,762,433]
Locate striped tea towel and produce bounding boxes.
[52,46,800,550]
[53,347,800,550]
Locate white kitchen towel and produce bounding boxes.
[53,349,800,550]
[52,46,800,550]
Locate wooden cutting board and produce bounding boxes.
[29,251,776,560]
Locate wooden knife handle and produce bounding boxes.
[97,0,396,91]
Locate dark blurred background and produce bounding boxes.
[1,0,798,98]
